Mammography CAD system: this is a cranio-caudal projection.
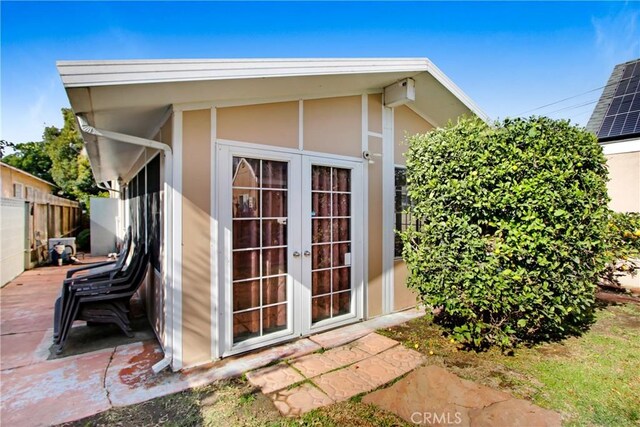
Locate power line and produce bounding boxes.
[515,87,604,116]
[543,99,599,116]
[515,71,637,116]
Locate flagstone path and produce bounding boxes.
[247,333,562,426]
[247,333,425,416]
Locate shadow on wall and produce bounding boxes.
[181,197,212,366]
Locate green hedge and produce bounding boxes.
[401,116,610,348]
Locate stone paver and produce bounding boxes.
[268,335,426,412]
[351,355,405,388]
[352,332,398,355]
[313,366,376,401]
[363,365,562,427]
[291,344,369,378]
[290,352,338,378]
[270,382,334,416]
[247,363,305,394]
[376,345,424,374]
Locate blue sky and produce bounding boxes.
[1,1,639,143]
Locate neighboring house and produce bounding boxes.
[1,161,55,199]
[0,162,80,285]
[586,58,640,213]
[57,58,487,371]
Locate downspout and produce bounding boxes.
[96,182,122,194]
[77,115,175,373]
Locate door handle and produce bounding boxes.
[293,251,301,258]
[303,250,311,257]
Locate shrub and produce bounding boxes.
[401,116,610,348]
[602,212,640,287]
[76,228,90,251]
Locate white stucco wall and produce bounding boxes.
[1,198,26,286]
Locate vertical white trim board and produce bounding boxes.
[361,94,369,319]
[171,111,184,371]
[210,107,219,360]
[381,106,395,314]
[298,100,304,151]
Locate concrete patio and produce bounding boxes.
[0,263,425,426]
[1,263,561,427]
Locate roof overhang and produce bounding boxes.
[58,58,487,182]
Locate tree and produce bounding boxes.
[401,116,610,349]
[44,108,105,206]
[2,141,53,182]
[0,140,15,158]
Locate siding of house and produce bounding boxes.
[1,165,54,198]
[606,152,640,213]
[176,95,435,367]
[218,101,299,148]
[303,96,362,158]
[181,109,213,367]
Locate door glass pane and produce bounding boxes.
[263,304,287,335]
[311,165,353,324]
[232,157,289,343]
[262,190,287,217]
[233,189,259,218]
[233,310,260,342]
[262,160,288,189]
[312,219,332,243]
[263,276,287,305]
[233,280,260,311]
[262,219,287,247]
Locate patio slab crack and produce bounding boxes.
[102,345,118,407]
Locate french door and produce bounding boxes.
[218,144,363,356]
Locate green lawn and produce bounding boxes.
[64,303,639,427]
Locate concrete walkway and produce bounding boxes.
[0,264,424,426]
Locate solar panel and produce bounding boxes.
[598,60,640,139]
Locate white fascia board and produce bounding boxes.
[57,58,431,87]
[601,137,640,155]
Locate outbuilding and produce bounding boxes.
[58,58,486,370]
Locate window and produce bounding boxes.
[394,167,418,258]
[13,183,23,199]
[25,186,34,200]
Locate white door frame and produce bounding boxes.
[218,143,302,356]
[217,140,364,357]
[301,155,365,335]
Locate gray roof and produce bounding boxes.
[586,58,640,140]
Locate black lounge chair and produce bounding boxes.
[54,240,144,345]
[53,230,134,341]
[54,245,149,353]
[65,226,132,280]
